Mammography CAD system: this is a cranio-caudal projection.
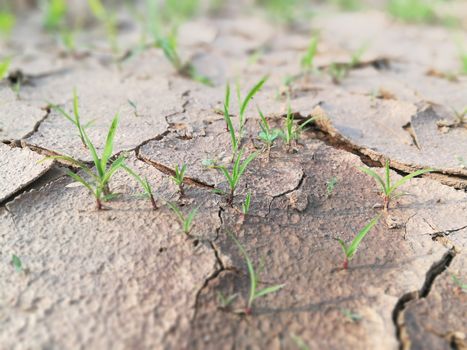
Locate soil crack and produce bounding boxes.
[392,249,456,350]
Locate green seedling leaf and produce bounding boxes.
[43,0,67,31]
[0,57,11,80]
[358,166,387,194]
[100,114,119,171]
[345,215,380,259]
[451,274,467,292]
[11,254,22,272]
[326,177,337,196]
[167,202,197,234]
[217,292,238,308]
[301,35,318,71]
[387,168,434,196]
[340,308,362,322]
[239,76,268,123]
[242,192,251,215]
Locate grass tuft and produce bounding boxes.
[167,202,198,235]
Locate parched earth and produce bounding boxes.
[0,1,466,349]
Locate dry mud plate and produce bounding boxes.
[1,1,466,349]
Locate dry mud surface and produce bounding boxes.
[0,1,466,349]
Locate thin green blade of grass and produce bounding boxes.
[100,114,119,171]
[387,168,434,196]
[239,76,268,119]
[0,11,15,36]
[65,169,96,195]
[254,284,285,299]
[0,57,11,80]
[102,154,126,184]
[301,35,318,71]
[358,166,387,194]
[346,215,380,259]
[11,254,22,272]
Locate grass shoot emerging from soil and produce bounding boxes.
[326,176,338,197]
[301,34,318,73]
[358,160,433,211]
[0,57,11,80]
[122,165,158,210]
[167,202,198,235]
[242,192,252,215]
[279,104,316,151]
[87,0,119,54]
[171,164,187,197]
[0,10,15,36]
[230,233,285,315]
[215,149,258,206]
[43,112,125,210]
[11,254,22,272]
[337,215,380,270]
[42,0,67,31]
[258,107,280,158]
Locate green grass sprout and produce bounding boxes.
[52,89,93,148]
[451,274,467,293]
[87,0,119,54]
[337,215,380,270]
[279,104,316,150]
[301,35,318,72]
[236,76,268,136]
[11,254,22,272]
[388,0,436,24]
[217,291,238,310]
[223,82,239,159]
[43,114,125,210]
[0,57,11,80]
[0,11,15,36]
[258,107,280,158]
[158,33,213,86]
[340,308,362,322]
[230,232,285,315]
[326,177,338,197]
[358,160,433,211]
[242,192,252,215]
[215,149,258,206]
[167,202,198,235]
[171,164,187,196]
[122,165,157,210]
[43,0,67,31]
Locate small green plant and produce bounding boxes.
[340,308,362,322]
[242,192,251,215]
[437,107,466,130]
[87,0,119,54]
[162,0,200,24]
[215,150,257,206]
[122,165,157,210]
[337,215,380,270]
[258,107,280,157]
[167,202,198,235]
[326,177,337,197]
[328,63,348,84]
[279,104,316,150]
[60,29,76,52]
[230,233,285,315]
[42,0,67,31]
[235,77,268,136]
[11,254,22,272]
[217,291,238,309]
[0,11,15,36]
[358,160,433,211]
[44,115,125,210]
[223,83,239,159]
[332,0,361,11]
[0,57,11,80]
[171,164,187,196]
[461,51,467,75]
[388,0,436,24]
[301,35,318,72]
[349,43,369,67]
[158,33,212,86]
[128,99,139,117]
[451,274,466,293]
[52,89,93,148]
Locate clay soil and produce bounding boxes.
[0,1,466,349]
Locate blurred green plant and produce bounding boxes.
[388,0,436,23]
[42,0,67,31]
[0,57,11,80]
[0,11,15,36]
[87,0,119,53]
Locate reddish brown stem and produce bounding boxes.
[96,198,103,210]
[227,189,234,207]
[179,184,185,197]
[150,195,158,210]
[343,258,348,270]
[383,195,389,212]
[244,307,252,315]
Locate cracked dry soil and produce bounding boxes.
[1,1,466,349]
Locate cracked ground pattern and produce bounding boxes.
[0,1,466,349]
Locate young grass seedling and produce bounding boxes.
[42,0,67,31]
[167,202,197,235]
[122,165,157,210]
[328,63,348,84]
[235,76,268,136]
[217,291,238,310]
[87,0,119,54]
[437,107,466,130]
[326,176,338,197]
[451,274,467,293]
[158,33,212,86]
[11,254,22,272]
[258,107,280,158]
[52,89,93,148]
[340,308,362,322]
[388,0,436,24]
[301,35,318,73]
[337,215,380,270]
[223,83,240,159]
[215,149,257,206]
[0,57,11,80]
[171,164,187,196]
[279,104,316,151]
[242,192,251,215]
[43,115,125,210]
[358,160,433,211]
[230,233,285,315]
